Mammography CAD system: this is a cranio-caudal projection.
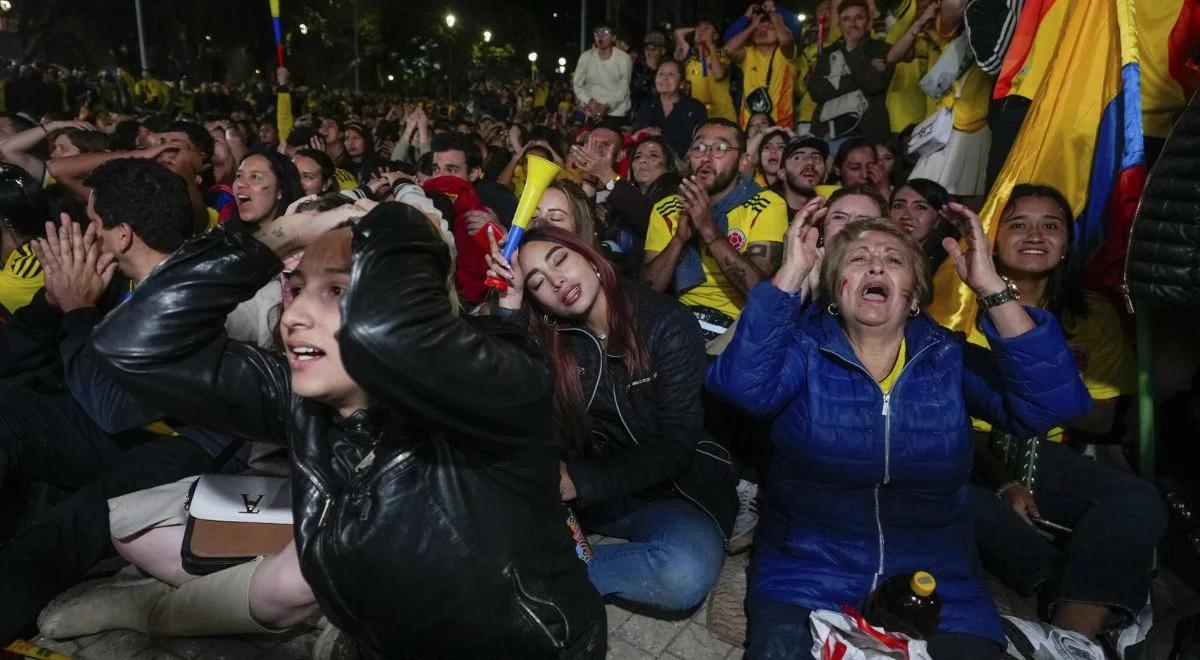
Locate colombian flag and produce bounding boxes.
[930,0,1199,333]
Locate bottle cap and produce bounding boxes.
[911,571,936,597]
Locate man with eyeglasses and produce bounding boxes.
[572,23,633,124]
[640,118,788,340]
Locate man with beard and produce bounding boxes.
[640,118,788,339]
[775,135,831,218]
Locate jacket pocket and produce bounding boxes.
[508,567,570,653]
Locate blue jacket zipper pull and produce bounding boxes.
[881,394,890,416]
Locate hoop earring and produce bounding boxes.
[909,305,920,317]
[827,303,839,317]
[542,314,558,327]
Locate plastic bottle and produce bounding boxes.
[862,571,941,639]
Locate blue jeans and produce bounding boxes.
[580,496,725,613]
[970,440,1166,624]
[746,600,1001,660]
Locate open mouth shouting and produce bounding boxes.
[862,281,890,304]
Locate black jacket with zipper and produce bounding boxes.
[509,282,738,540]
[89,204,605,659]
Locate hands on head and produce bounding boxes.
[254,197,379,257]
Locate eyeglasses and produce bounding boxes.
[594,28,613,36]
[688,141,740,159]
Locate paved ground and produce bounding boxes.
[24,546,1200,659]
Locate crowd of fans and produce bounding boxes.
[0,0,1177,658]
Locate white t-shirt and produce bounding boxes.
[572,48,633,117]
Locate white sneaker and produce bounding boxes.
[727,479,759,554]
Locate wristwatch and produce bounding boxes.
[605,175,621,191]
[976,277,1021,309]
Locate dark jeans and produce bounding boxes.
[970,440,1166,624]
[580,495,725,613]
[0,387,216,641]
[746,599,1002,660]
[984,95,1032,195]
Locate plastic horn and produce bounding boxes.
[483,154,562,292]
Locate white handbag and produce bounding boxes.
[188,473,292,524]
[907,106,955,157]
[919,33,974,100]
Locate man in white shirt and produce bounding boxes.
[573,23,634,124]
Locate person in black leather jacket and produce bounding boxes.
[84,196,606,658]
[486,225,737,613]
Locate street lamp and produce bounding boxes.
[528,52,538,63]
[798,13,807,22]
[483,30,492,43]
[0,1,13,11]
[557,57,567,66]
[528,52,538,82]
[298,23,308,35]
[387,74,395,82]
[445,13,456,28]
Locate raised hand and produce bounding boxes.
[462,209,495,237]
[941,202,1007,296]
[678,176,716,240]
[484,228,524,310]
[774,196,825,293]
[30,219,116,313]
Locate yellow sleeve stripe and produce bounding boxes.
[9,246,42,279]
[653,196,683,217]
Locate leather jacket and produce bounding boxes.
[1126,88,1200,310]
[90,204,605,659]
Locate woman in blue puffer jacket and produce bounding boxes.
[706,200,1091,659]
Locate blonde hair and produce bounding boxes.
[531,180,599,248]
[820,217,932,308]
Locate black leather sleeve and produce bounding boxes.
[338,203,554,455]
[89,224,292,445]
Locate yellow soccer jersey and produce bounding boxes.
[0,243,44,314]
[645,189,788,319]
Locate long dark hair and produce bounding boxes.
[996,183,1088,324]
[244,151,305,221]
[833,136,873,184]
[891,178,955,269]
[631,134,683,190]
[521,226,652,455]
